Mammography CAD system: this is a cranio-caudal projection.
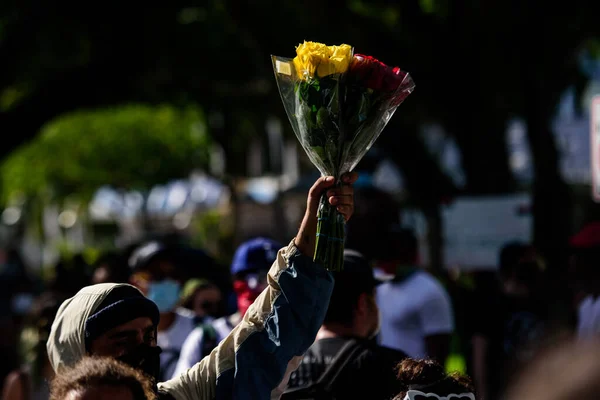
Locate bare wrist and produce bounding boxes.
[295,214,316,257]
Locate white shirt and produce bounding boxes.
[376,270,454,358]
[157,307,196,380]
[577,295,600,340]
[173,313,241,377]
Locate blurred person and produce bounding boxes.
[284,249,408,400]
[504,337,600,400]
[2,291,66,400]
[174,247,236,317]
[49,357,155,400]
[173,237,282,376]
[174,247,222,286]
[50,254,93,297]
[392,358,476,400]
[0,247,28,288]
[1,247,36,326]
[345,185,401,262]
[471,242,548,400]
[376,228,455,363]
[45,173,357,399]
[128,242,196,381]
[568,222,600,340]
[0,247,33,392]
[180,278,223,324]
[0,316,19,395]
[92,252,130,285]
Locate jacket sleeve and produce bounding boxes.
[158,239,334,400]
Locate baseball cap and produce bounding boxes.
[325,250,381,324]
[128,241,171,271]
[231,237,282,276]
[334,249,383,293]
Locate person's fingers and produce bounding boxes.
[336,205,353,221]
[341,172,359,184]
[308,176,335,199]
[328,194,352,206]
[336,205,351,214]
[307,176,336,212]
[326,185,354,199]
[308,174,356,215]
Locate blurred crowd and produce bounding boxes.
[2,207,600,399]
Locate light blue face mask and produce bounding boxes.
[147,280,181,313]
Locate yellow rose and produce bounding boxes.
[328,44,352,74]
[293,41,353,80]
[316,58,336,78]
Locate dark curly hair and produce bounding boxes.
[50,357,155,400]
[393,358,475,399]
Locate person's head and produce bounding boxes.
[498,242,543,297]
[50,357,156,400]
[345,186,401,261]
[128,241,183,314]
[230,237,281,316]
[180,278,223,319]
[47,283,161,383]
[323,249,381,339]
[568,222,600,296]
[394,228,419,265]
[376,227,419,275]
[92,252,130,285]
[22,291,67,382]
[52,255,93,297]
[505,338,600,400]
[393,358,475,400]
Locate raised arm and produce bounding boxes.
[159,173,357,400]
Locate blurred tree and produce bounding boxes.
[0,104,210,202]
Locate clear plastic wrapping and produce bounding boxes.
[272,42,415,270]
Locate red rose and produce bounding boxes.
[347,55,370,81]
[349,54,388,90]
[381,66,401,92]
[389,70,414,107]
[348,54,414,101]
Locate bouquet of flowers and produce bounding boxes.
[272,41,415,271]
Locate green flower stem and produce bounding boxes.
[314,189,346,271]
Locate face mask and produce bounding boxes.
[147,280,181,313]
[118,343,162,384]
[11,293,34,316]
[233,279,264,317]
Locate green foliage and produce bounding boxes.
[191,208,235,263]
[0,83,30,111]
[1,104,210,203]
[418,0,448,17]
[348,0,400,27]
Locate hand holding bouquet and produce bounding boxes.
[272,41,415,271]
